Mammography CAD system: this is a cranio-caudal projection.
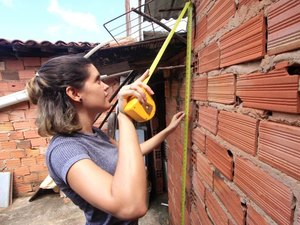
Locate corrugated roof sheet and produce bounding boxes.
[144,0,187,21]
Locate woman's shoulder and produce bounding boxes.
[48,134,79,146]
[47,134,88,156]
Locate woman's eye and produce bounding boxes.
[97,75,101,83]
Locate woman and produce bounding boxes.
[26,54,184,225]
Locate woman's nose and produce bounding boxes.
[103,82,109,91]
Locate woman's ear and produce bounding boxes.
[66,86,81,102]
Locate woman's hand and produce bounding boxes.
[118,70,154,113]
[165,111,185,134]
[139,111,185,155]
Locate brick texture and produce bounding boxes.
[220,13,266,67]
[23,57,41,67]
[195,0,210,16]
[191,76,207,101]
[235,157,294,225]
[206,137,233,180]
[214,175,245,225]
[193,16,207,49]
[198,42,220,73]
[192,127,205,153]
[258,121,300,181]
[206,190,229,225]
[196,152,214,189]
[267,0,300,55]
[193,196,213,225]
[192,171,205,204]
[247,205,269,225]
[18,70,35,80]
[218,111,258,155]
[4,59,24,71]
[239,0,258,7]
[0,56,57,196]
[198,106,218,135]
[208,73,235,104]
[237,67,300,113]
[206,0,235,36]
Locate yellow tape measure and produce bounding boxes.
[124,2,191,122]
[180,2,192,225]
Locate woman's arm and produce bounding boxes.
[140,111,184,155]
[67,113,147,220]
[67,71,152,220]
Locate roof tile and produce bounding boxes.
[0,38,98,57]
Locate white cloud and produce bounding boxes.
[0,0,13,7]
[47,0,101,33]
[45,24,77,41]
[46,24,63,35]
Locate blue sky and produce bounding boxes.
[0,0,128,43]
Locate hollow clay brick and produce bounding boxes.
[235,157,293,225]
[220,13,266,67]
[267,0,300,55]
[258,121,300,181]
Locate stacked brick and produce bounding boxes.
[150,116,164,194]
[166,0,300,225]
[0,57,49,195]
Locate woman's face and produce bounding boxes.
[78,64,111,113]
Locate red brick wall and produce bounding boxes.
[0,57,49,196]
[0,56,119,196]
[166,0,300,225]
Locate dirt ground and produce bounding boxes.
[0,191,169,225]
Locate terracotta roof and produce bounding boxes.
[0,38,99,58]
[0,35,186,75]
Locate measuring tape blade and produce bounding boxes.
[124,2,191,122]
[180,2,192,225]
[143,1,191,84]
